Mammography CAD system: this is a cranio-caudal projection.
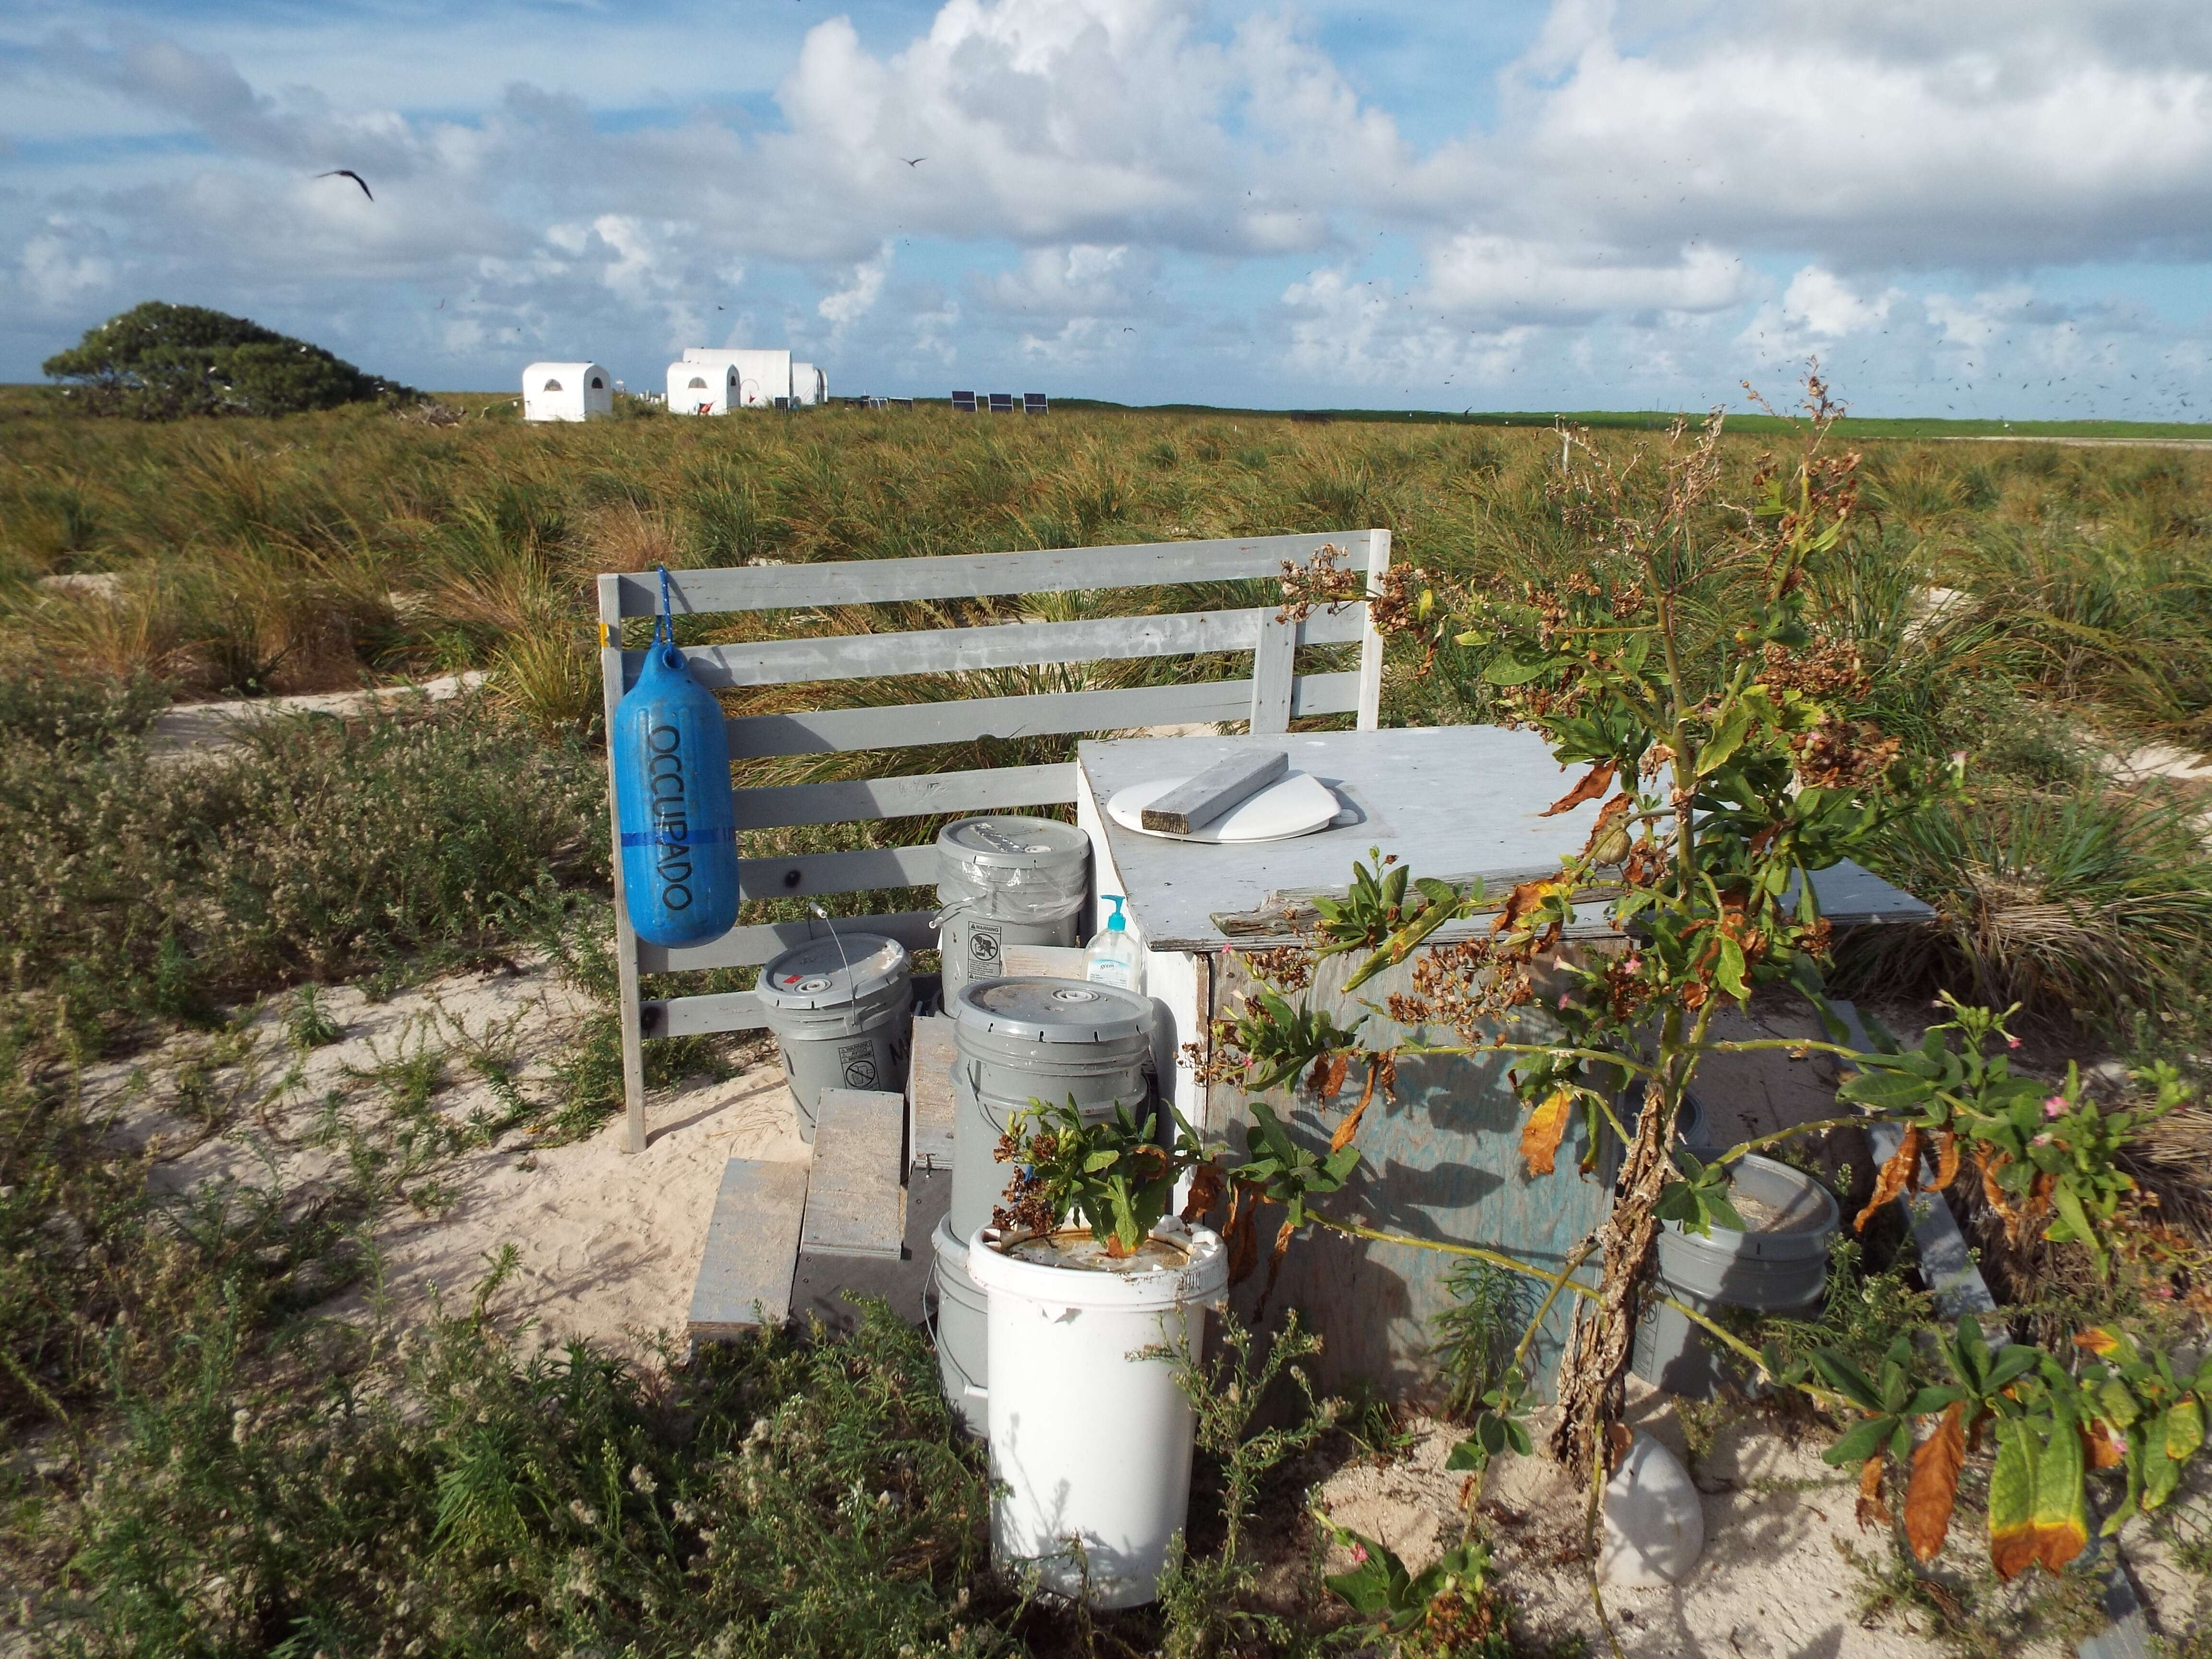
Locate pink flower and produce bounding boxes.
[1350,1544,1368,1563]
[1559,993,1572,1010]
[2044,1095,2068,1119]
[2007,1035,2022,1050]
[2032,1132,2054,1148]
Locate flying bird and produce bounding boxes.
[901,156,927,168]
[317,169,373,200]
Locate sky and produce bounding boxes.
[3,0,2211,418]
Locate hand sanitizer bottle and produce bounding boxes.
[1085,895,1143,992]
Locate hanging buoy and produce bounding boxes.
[612,567,739,947]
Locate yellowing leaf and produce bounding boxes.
[1988,1424,2038,1582]
[2030,1418,2088,1574]
[1905,1401,1967,1563]
[2168,1396,2205,1463]
[1520,1088,1575,1177]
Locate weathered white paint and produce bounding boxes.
[666,359,738,416]
[683,347,792,408]
[522,361,612,422]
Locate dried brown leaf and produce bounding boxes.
[1540,760,1617,817]
[1905,1401,1967,1563]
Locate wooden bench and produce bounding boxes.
[595,529,1391,1154]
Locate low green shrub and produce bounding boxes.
[33,1285,998,1659]
[0,694,607,1036]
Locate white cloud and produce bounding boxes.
[1778,267,1901,339]
[19,223,116,312]
[1426,236,1754,325]
[818,242,893,330]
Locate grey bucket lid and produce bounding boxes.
[937,816,1090,871]
[756,934,910,1010]
[953,976,1151,1043]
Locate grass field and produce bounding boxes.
[4,385,2212,1655]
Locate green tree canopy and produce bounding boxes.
[42,300,417,419]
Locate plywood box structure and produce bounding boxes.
[683,348,792,408]
[522,361,612,421]
[1071,726,1935,1402]
[668,360,738,416]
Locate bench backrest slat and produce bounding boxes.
[597,530,1347,619]
[624,604,1365,690]
[733,762,1081,830]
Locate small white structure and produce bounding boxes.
[667,360,739,416]
[683,347,792,408]
[791,362,827,406]
[522,361,613,422]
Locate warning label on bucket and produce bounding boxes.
[966,924,1002,970]
[838,1039,879,1089]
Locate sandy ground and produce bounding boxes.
[86,958,805,1359]
[1317,1390,1950,1659]
[145,671,488,758]
[1313,1382,2212,1659]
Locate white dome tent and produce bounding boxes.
[790,362,827,406]
[666,360,739,416]
[521,361,613,422]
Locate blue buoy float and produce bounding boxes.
[612,567,739,947]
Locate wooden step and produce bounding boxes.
[800,1088,906,1260]
[687,1157,809,1340]
[908,1013,958,1174]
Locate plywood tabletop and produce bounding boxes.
[1077,727,1931,951]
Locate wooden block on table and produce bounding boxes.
[1001,943,1087,978]
[801,1087,906,1259]
[1140,748,1288,834]
[687,1157,808,1340]
[908,1013,958,1173]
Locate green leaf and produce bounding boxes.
[1824,1416,1898,1468]
[1812,1350,1886,1415]
[1698,704,1753,776]
[1082,1149,1119,1172]
[1482,654,1552,686]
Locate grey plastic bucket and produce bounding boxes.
[756,934,913,1140]
[935,817,1089,998]
[929,1216,990,1436]
[1633,1153,1839,1398]
[948,976,1155,1241]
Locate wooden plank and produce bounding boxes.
[643,989,764,1038]
[1249,612,1296,735]
[687,1157,809,1338]
[637,605,1363,690]
[1142,749,1289,834]
[801,1088,907,1260]
[604,532,1370,617]
[638,909,938,974]
[1357,529,1389,732]
[737,843,938,902]
[734,763,1078,829]
[601,636,649,1156]
[906,1013,959,1173]
[1000,944,1087,978]
[724,671,1359,757]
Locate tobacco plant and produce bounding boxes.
[1198,380,2208,1592]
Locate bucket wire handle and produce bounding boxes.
[652,564,681,665]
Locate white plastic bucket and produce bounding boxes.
[967,1219,1227,1608]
